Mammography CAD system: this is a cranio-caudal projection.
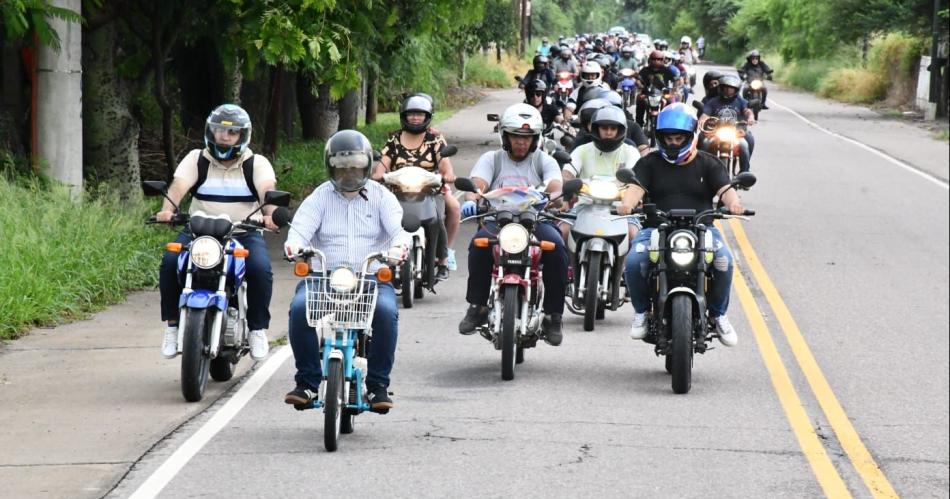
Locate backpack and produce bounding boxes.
[190,153,260,203]
[491,149,547,188]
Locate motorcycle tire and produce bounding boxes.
[324,357,344,452]
[670,295,694,394]
[753,105,760,121]
[516,344,525,364]
[583,253,602,331]
[209,356,234,382]
[401,258,414,309]
[181,308,211,402]
[417,245,431,299]
[501,284,520,381]
[665,354,673,375]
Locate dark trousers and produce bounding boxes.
[465,221,568,315]
[159,230,273,330]
[288,279,398,390]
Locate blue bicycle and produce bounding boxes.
[289,249,396,451]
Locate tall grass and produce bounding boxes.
[0,174,168,339]
[463,53,512,88]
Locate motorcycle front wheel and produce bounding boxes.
[583,253,602,331]
[181,308,211,402]
[501,284,520,381]
[401,258,414,309]
[324,357,344,451]
[670,295,694,394]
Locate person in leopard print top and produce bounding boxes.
[373,93,461,277]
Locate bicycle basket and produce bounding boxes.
[304,276,378,331]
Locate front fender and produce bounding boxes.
[580,237,614,266]
[661,286,706,333]
[179,289,227,311]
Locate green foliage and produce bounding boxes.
[818,68,886,103]
[463,54,510,88]
[0,0,84,49]
[0,174,167,339]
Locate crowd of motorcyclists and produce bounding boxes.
[151,27,771,416]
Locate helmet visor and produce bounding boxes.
[328,151,371,169]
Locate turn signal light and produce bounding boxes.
[539,241,556,251]
[474,238,491,248]
[293,262,311,277]
[233,248,250,258]
[376,267,393,283]
[166,243,182,253]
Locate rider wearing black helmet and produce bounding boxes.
[738,50,773,109]
[519,55,556,89]
[524,79,563,128]
[702,69,724,104]
[699,74,756,172]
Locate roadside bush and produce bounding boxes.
[463,53,511,88]
[818,67,885,103]
[0,171,167,340]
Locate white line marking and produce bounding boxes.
[128,346,292,499]
[770,99,949,191]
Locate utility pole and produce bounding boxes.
[36,0,83,198]
[519,0,527,57]
[527,0,532,47]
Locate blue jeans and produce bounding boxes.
[623,227,733,317]
[288,279,398,390]
[159,230,273,330]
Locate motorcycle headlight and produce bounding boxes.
[329,267,358,293]
[498,224,529,254]
[587,180,620,201]
[668,231,697,267]
[190,236,223,269]
[750,80,763,90]
[716,127,737,142]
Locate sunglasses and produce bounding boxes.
[650,57,664,61]
[532,91,545,96]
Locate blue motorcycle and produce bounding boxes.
[143,181,290,402]
[288,248,397,451]
[619,68,638,109]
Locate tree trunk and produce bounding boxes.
[495,43,501,63]
[459,48,467,85]
[314,82,338,140]
[0,40,28,156]
[297,73,319,139]
[262,64,285,156]
[281,71,297,141]
[365,67,378,125]
[149,13,176,180]
[83,19,140,196]
[337,87,360,131]
[175,37,224,137]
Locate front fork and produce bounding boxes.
[177,257,230,358]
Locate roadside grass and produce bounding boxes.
[0,175,168,340]
[463,53,512,88]
[935,130,949,141]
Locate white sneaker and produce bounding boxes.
[628,312,648,340]
[714,315,738,347]
[446,249,458,271]
[162,326,179,359]
[249,329,269,360]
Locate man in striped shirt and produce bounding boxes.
[283,130,408,413]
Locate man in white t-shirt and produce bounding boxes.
[457,104,569,346]
[154,104,278,361]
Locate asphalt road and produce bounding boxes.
[13,70,950,499]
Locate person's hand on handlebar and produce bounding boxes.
[156,210,175,222]
[461,200,478,218]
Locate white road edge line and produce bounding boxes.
[770,98,949,191]
[128,346,292,499]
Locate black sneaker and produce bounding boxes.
[458,304,489,335]
[543,313,563,346]
[366,384,393,414]
[284,385,318,409]
[436,265,450,281]
[762,104,770,110]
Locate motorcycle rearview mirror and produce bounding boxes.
[615,168,643,188]
[141,180,168,196]
[271,206,292,228]
[514,75,523,82]
[401,212,422,233]
[373,150,382,162]
[263,190,291,207]
[486,113,499,122]
[691,100,704,114]
[454,177,477,193]
[731,171,757,190]
[560,134,575,150]
[552,150,572,166]
[439,144,458,158]
[561,178,584,199]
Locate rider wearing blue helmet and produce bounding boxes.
[617,103,747,347]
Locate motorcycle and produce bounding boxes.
[740,70,770,120]
[641,84,673,147]
[560,177,630,331]
[619,68,638,109]
[143,181,291,402]
[453,177,582,380]
[555,71,575,106]
[381,145,458,308]
[700,107,749,180]
[288,248,398,451]
[615,169,756,394]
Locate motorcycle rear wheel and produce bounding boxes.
[324,358,344,452]
[209,357,234,382]
[181,308,211,402]
[501,284,520,381]
[670,295,694,394]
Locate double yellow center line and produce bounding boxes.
[718,220,899,498]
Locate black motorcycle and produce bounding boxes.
[616,169,756,394]
[739,69,772,120]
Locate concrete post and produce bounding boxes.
[36,0,83,199]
